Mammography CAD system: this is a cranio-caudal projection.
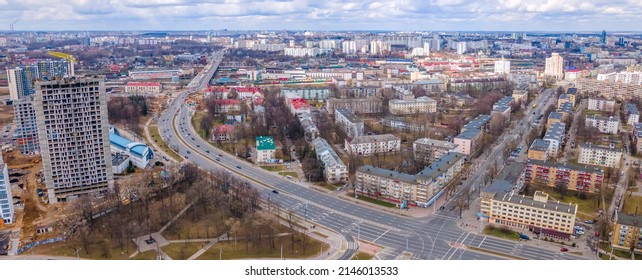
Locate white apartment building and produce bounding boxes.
[586,115,620,134]
[545,52,564,79]
[282,87,332,101]
[345,134,401,157]
[326,98,383,115]
[588,98,616,112]
[543,122,566,157]
[494,58,511,74]
[125,82,161,94]
[578,143,622,168]
[34,78,114,204]
[342,40,357,54]
[13,96,39,155]
[413,137,458,164]
[311,138,348,184]
[283,47,324,57]
[335,108,364,139]
[456,42,467,54]
[389,96,437,115]
[0,154,13,225]
[370,40,391,55]
[624,103,640,125]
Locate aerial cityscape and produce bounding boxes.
[1,3,642,263]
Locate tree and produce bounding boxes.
[596,215,613,243]
[555,181,568,200]
[455,199,467,218]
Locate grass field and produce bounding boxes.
[149,124,182,161]
[355,194,397,208]
[261,165,284,172]
[278,171,298,178]
[483,225,521,241]
[162,242,208,260]
[30,239,136,260]
[622,195,642,215]
[131,250,159,260]
[191,110,209,139]
[529,185,613,220]
[196,235,326,260]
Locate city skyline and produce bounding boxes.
[1,0,642,32]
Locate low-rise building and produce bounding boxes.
[254,136,276,163]
[547,112,564,128]
[356,152,465,207]
[512,90,527,104]
[543,122,566,157]
[214,99,241,113]
[111,153,131,174]
[454,129,483,156]
[611,212,642,253]
[525,159,604,193]
[109,131,153,169]
[212,124,234,141]
[578,143,622,168]
[527,139,550,161]
[388,96,437,115]
[565,88,577,106]
[481,190,577,240]
[311,138,348,184]
[381,116,425,132]
[586,115,619,134]
[326,98,383,115]
[125,82,161,94]
[462,114,491,132]
[287,98,311,115]
[345,134,401,157]
[413,138,458,164]
[588,98,616,112]
[624,103,640,125]
[335,108,364,139]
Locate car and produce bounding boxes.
[560,247,568,252]
[218,154,223,157]
[236,165,241,169]
[585,219,594,224]
[215,158,220,161]
[185,156,189,159]
[192,138,195,141]
[206,150,210,153]
[186,150,191,154]
[272,189,279,194]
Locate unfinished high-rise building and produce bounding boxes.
[34,77,113,203]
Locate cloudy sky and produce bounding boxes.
[2,0,642,31]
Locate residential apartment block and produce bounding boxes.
[525,159,604,193]
[481,190,577,240]
[462,114,491,132]
[585,115,619,134]
[381,116,425,132]
[254,136,276,163]
[345,134,401,157]
[611,212,642,253]
[527,139,550,161]
[577,78,642,102]
[34,78,114,203]
[0,154,13,225]
[547,112,564,128]
[543,122,565,157]
[356,152,464,207]
[326,98,383,115]
[578,143,622,168]
[557,102,573,121]
[454,129,483,156]
[413,138,458,164]
[588,98,616,112]
[335,108,364,139]
[311,138,348,184]
[388,96,436,115]
[12,96,39,154]
[125,82,161,94]
[624,103,640,125]
[282,87,332,101]
[634,123,642,154]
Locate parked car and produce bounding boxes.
[560,247,568,252]
[584,220,594,224]
[272,189,279,194]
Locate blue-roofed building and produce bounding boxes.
[454,128,483,156]
[462,114,491,132]
[109,132,153,168]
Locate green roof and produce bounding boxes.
[256,136,276,150]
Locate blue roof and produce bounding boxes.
[109,133,130,150]
[130,144,147,157]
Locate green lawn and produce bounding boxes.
[149,124,182,161]
[483,225,521,241]
[191,110,209,139]
[621,195,642,216]
[351,252,374,260]
[599,242,637,259]
[314,181,341,192]
[162,242,208,260]
[196,235,326,260]
[278,171,298,178]
[131,250,159,260]
[30,238,136,260]
[355,194,397,208]
[261,165,284,172]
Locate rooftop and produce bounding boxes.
[413,138,458,150]
[616,212,642,227]
[527,159,604,174]
[357,165,418,184]
[558,102,573,113]
[335,108,362,124]
[625,103,639,115]
[495,191,577,214]
[312,138,346,169]
[349,134,400,145]
[463,114,491,131]
[566,88,577,95]
[496,162,526,185]
[256,136,276,150]
[530,139,551,152]
[455,128,482,140]
[548,112,563,120]
[416,152,465,181]
[580,143,620,153]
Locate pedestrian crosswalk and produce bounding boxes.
[346,242,358,250]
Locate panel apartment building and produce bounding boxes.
[587,98,616,112]
[335,108,364,139]
[525,159,604,193]
[326,98,383,115]
[311,138,348,184]
[578,143,622,168]
[388,96,437,115]
[611,212,642,253]
[356,152,464,207]
[35,78,114,203]
[585,115,620,134]
[345,134,401,157]
[413,138,458,164]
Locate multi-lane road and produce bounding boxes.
[157,53,586,260]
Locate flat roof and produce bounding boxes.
[496,162,526,185]
[495,191,577,214]
[548,112,563,120]
[530,139,551,151]
[357,165,418,184]
[527,158,604,174]
[625,103,639,115]
[617,212,642,227]
[580,143,620,153]
[413,138,458,150]
[417,152,465,181]
[256,136,276,150]
[335,108,362,123]
[349,134,399,145]
[455,128,482,140]
[463,114,491,130]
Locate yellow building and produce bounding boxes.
[482,190,577,239]
[611,212,642,253]
[525,159,604,193]
[527,139,550,161]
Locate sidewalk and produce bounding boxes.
[143,117,179,164]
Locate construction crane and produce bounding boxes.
[46,51,77,76]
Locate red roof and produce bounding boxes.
[290,98,310,110]
[214,124,235,134]
[127,82,161,87]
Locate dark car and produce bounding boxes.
[236,165,241,169]
[186,150,191,154]
[206,150,210,153]
[272,189,279,194]
[560,247,568,252]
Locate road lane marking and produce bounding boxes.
[478,236,487,248]
[372,228,391,243]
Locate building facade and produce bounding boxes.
[527,139,550,161]
[335,108,364,139]
[282,87,332,101]
[254,136,276,163]
[345,134,401,157]
[12,96,39,154]
[585,115,619,134]
[588,98,616,112]
[578,143,622,168]
[525,159,604,193]
[125,82,161,94]
[611,212,642,253]
[311,138,348,184]
[34,78,114,203]
[388,96,437,115]
[453,129,483,156]
[624,103,640,125]
[413,138,458,164]
[0,154,13,225]
[545,52,564,79]
[326,98,383,115]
